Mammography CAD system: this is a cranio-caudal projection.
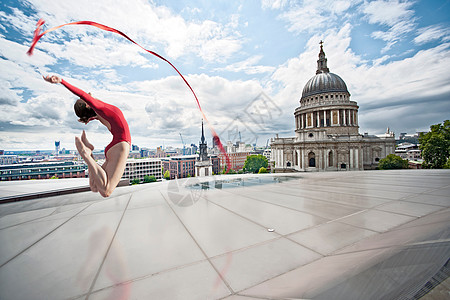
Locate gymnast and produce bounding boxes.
[43,75,130,197]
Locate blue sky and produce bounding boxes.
[0,0,449,150]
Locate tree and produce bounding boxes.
[131,178,140,185]
[143,175,157,183]
[243,154,268,173]
[221,165,237,174]
[258,167,268,173]
[164,170,170,180]
[378,154,408,170]
[419,120,450,169]
[445,158,450,169]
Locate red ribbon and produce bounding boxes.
[28,19,231,172]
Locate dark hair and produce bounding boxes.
[74,99,96,123]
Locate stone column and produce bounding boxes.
[350,148,353,169]
[277,149,281,167]
[301,114,304,129]
[343,109,346,126]
[280,149,284,167]
[337,110,340,125]
[299,149,302,168]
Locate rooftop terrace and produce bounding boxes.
[0,170,449,299]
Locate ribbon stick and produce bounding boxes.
[28,19,231,172]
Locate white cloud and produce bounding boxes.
[0,36,56,67]
[261,0,289,10]
[0,7,37,37]
[21,0,243,63]
[362,0,414,26]
[414,24,450,45]
[216,55,276,74]
[0,83,22,106]
[362,0,416,51]
[275,0,361,34]
[0,38,60,99]
[371,20,416,52]
[37,35,153,68]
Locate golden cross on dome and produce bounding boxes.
[319,40,324,47]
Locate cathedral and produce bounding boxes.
[271,42,395,172]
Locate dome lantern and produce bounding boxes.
[316,40,330,74]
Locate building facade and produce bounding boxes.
[395,143,422,161]
[0,161,87,181]
[217,151,251,171]
[0,155,18,165]
[122,158,163,182]
[162,155,197,180]
[271,43,395,172]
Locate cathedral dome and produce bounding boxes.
[301,41,349,99]
[302,72,348,98]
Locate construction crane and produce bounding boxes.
[179,133,186,155]
[253,137,258,151]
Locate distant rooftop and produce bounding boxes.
[0,170,449,299]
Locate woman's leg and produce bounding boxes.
[81,131,98,193]
[75,136,129,197]
[100,142,129,196]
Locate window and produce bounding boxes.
[328,151,333,167]
[308,152,316,167]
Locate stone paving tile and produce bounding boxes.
[288,222,377,255]
[337,209,416,232]
[88,261,231,300]
[210,237,322,292]
[376,200,445,217]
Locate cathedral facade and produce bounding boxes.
[271,43,395,172]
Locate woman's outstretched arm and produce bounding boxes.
[43,75,105,111]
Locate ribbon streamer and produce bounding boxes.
[28,19,231,171]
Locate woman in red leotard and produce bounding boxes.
[44,75,130,197]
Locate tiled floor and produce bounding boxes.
[0,170,449,300]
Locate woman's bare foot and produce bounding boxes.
[75,136,92,158]
[81,130,94,151]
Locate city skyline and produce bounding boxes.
[1,0,449,150]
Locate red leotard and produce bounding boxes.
[61,79,131,158]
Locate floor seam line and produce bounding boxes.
[215,188,334,221]
[85,194,133,300]
[159,190,235,295]
[0,202,94,269]
[203,196,326,260]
